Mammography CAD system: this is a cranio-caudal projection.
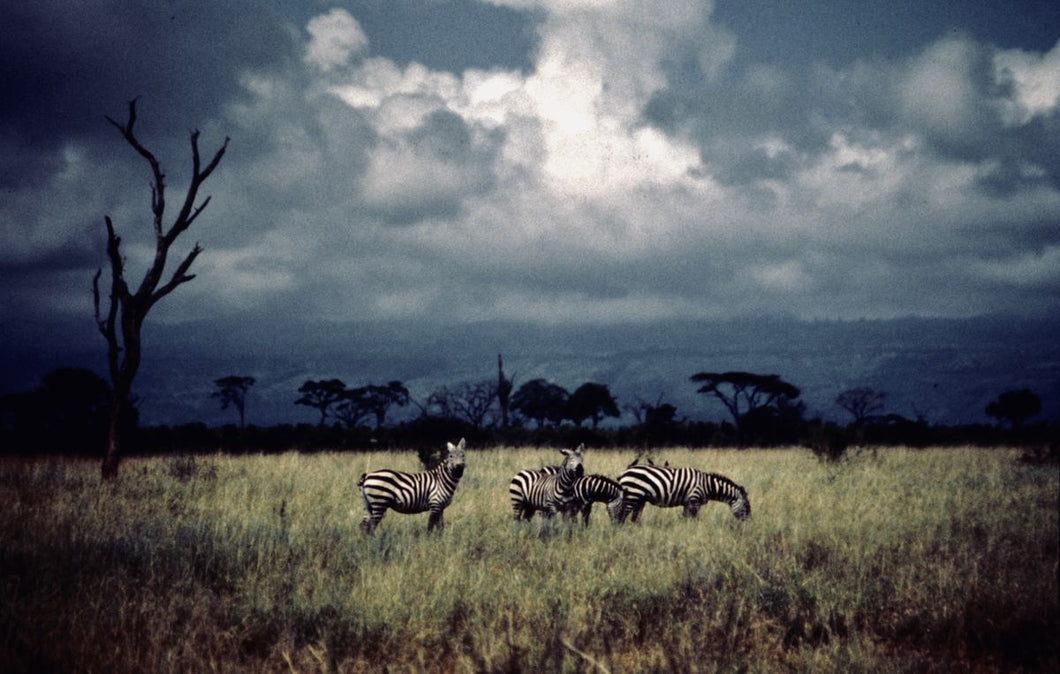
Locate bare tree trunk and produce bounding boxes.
[93,98,228,481]
[498,353,513,428]
[101,393,128,481]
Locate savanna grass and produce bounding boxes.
[1,446,1056,672]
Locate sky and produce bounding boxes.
[1,1,1058,424]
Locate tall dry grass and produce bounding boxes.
[1,446,1056,672]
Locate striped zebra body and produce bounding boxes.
[618,464,750,523]
[570,474,624,525]
[509,445,584,520]
[508,465,559,521]
[359,438,467,534]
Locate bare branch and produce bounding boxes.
[107,98,166,229]
[183,195,212,229]
[169,131,229,243]
[92,268,105,335]
[150,243,202,304]
[199,134,229,179]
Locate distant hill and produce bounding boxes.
[3,313,1057,428]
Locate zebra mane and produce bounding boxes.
[702,471,743,493]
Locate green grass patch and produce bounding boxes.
[1,447,1056,672]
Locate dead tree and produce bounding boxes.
[497,353,514,428]
[92,98,228,480]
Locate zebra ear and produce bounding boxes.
[575,443,585,454]
[447,438,466,453]
[560,449,572,457]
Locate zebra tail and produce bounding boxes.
[357,472,366,487]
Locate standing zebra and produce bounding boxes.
[508,467,621,524]
[358,438,467,534]
[508,445,584,520]
[618,463,751,523]
[569,474,624,525]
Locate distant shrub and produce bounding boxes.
[1020,442,1059,465]
[806,425,850,463]
[165,454,216,482]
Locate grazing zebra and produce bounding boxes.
[508,445,585,520]
[618,463,751,523]
[569,474,624,525]
[358,438,467,534]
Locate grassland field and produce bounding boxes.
[1,445,1057,672]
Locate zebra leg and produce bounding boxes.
[581,503,592,526]
[512,500,531,521]
[427,507,444,533]
[628,501,645,523]
[361,507,385,535]
[682,504,700,518]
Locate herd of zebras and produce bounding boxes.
[358,438,752,534]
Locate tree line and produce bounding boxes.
[2,362,1052,463]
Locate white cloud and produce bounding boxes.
[325,1,711,201]
[897,36,989,145]
[994,39,1060,126]
[304,8,368,71]
[358,139,491,219]
[750,260,813,293]
[972,245,1060,287]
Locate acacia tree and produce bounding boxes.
[351,381,411,429]
[93,99,228,480]
[985,388,1041,429]
[510,378,569,428]
[333,387,374,429]
[295,379,347,426]
[690,371,801,436]
[212,375,255,428]
[427,380,498,428]
[835,386,887,425]
[566,382,620,429]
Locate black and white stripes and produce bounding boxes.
[358,438,467,534]
[617,464,751,523]
[508,445,584,520]
[356,440,751,534]
[569,473,624,525]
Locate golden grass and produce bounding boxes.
[1,446,1056,672]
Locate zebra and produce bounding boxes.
[358,438,467,534]
[509,467,621,525]
[618,463,751,523]
[569,474,624,525]
[508,445,584,520]
[508,464,558,521]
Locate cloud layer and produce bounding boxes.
[2,0,1058,331]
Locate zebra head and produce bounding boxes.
[445,438,467,478]
[731,484,751,520]
[560,444,585,478]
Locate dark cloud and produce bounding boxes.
[2,1,1058,357]
[0,1,295,147]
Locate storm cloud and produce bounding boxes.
[1,1,1058,426]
